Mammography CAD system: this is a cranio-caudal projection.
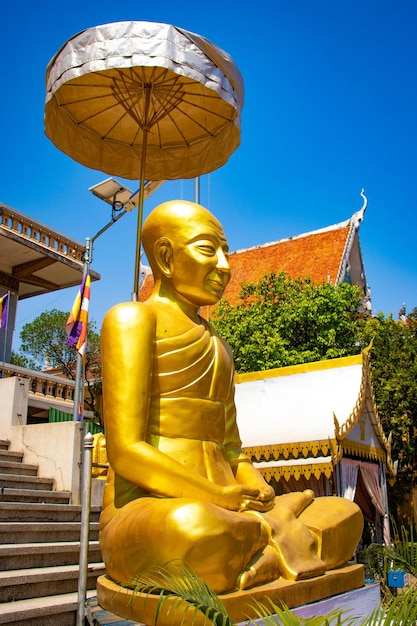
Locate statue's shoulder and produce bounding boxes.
[201,317,234,359]
[102,301,156,329]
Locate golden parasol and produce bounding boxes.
[44,21,243,298]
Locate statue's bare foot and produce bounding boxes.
[276,548,327,581]
[238,545,281,590]
[276,489,315,517]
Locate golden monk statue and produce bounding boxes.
[99,200,363,595]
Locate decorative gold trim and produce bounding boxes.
[334,347,395,475]
[243,439,332,462]
[341,439,388,463]
[239,344,395,479]
[257,461,334,482]
[235,353,363,383]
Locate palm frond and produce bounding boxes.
[122,558,417,626]
[362,584,417,626]
[366,521,417,580]
[126,560,232,626]
[246,597,358,625]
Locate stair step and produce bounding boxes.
[0,438,106,619]
[0,589,97,626]
[0,460,38,476]
[0,540,102,570]
[0,472,54,490]
[0,502,102,522]
[86,595,143,625]
[0,449,24,463]
[0,521,100,543]
[0,486,71,504]
[0,562,106,602]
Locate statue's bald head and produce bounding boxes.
[142,200,225,277]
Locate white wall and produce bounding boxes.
[0,376,28,439]
[9,421,83,504]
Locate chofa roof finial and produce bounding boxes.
[352,188,368,228]
[359,188,367,218]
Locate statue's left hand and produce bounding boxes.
[234,461,276,511]
[240,494,275,513]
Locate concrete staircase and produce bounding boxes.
[0,438,105,626]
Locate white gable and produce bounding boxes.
[235,361,363,448]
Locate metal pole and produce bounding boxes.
[76,430,94,626]
[72,239,91,422]
[194,177,200,204]
[72,207,130,422]
[1,290,10,378]
[72,200,134,618]
[132,131,148,302]
[72,355,83,422]
[133,88,152,302]
[92,208,128,244]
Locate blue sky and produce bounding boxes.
[2,0,416,343]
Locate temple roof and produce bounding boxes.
[139,194,369,315]
[234,348,394,481]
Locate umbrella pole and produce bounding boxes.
[132,90,151,302]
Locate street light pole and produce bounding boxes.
[74,202,128,626]
[71,209,128,423]
[74,177,163,626]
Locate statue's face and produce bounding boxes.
[169,211,231,307]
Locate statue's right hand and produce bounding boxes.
[217,485,261,511]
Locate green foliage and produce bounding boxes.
[359,310,417,510]
[247,598,356,624]
[366,521,417,582]
[128,561,232,626]
[212,272,417,511]
[211,272,364,373]
[363,587,417,626]
[365,522,417,625]
[19,309,74,374]
[10,350,39,371]
[14,308,102,422]
[127,561,417,625]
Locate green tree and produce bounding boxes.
[359,310,417,512]
[10,350,39,371]
[14,309,102,422]
[212,272,417,514]
[211,272,364,373]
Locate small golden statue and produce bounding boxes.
[99,200,363,597]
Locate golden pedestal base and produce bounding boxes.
[96,564,365,625]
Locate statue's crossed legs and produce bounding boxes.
[100,490,363,594]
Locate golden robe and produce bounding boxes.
[100,315,361,592]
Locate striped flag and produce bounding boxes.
[66,272,91,357]
[0,293,8,329]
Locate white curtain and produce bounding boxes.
[340,458,359,501]
[359,460,391,546]
[340,458,391,546]
[358,461,385,516]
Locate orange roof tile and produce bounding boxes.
[139,219,353,314]
[222,224,350,303]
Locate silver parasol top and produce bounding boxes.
[45,21,244,181]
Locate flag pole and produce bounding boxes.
[1,291,10,378]
[74,237,92,626]
[72,238,91,422]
